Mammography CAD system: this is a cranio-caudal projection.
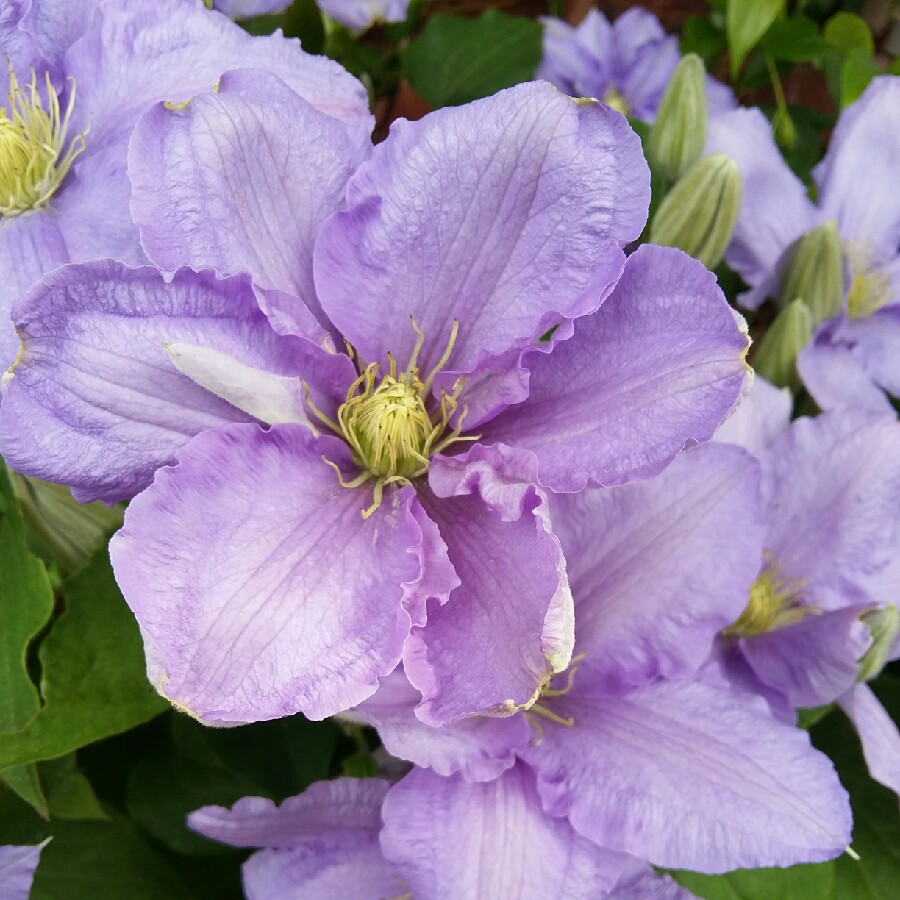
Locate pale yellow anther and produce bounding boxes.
[723,553,817,638]
[846,242,891,320]
[0,63,87,217]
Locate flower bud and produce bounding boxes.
[778,220,844,325]
[648,54,709,182]
[10,473,122,573]
[857,605,899,683]
[752,299,812,391]
[649,153,742,269]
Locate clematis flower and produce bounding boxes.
[0,0,370,369]
[2,80,750,727]
[212,0,293,18]
[714,378,900,797]
[537,7,734,121]
[348,443,852,874]
[0,841,49,900]
[189,774,698,898]
[318,0,411,31]
[706,76,900,411]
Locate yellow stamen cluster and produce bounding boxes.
[0,64,87,217]
[846,243,891,320]
[306,319,477,517]
[723,555,815,638]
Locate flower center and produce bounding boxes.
[0,64,87,218]
[846,242,891,320]
[723,555,815,638]
[306,319,477,518]
[602,86,629,116]
[522,653,586,745]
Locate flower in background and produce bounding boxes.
[211,0,292,18]
[344,443,851,878]
[706,76,900,412]
[318,0,411,31]
[714,378,900,799]
[537,7,734,121]
[1,80,751,729]
[0,0,370,369]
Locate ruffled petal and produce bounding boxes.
[740,605,873,708]
[526,679,851,871]
[705,108,818,297]
[0,841,49,900]
[404,448,574,726]
[714,375,792,455]
[188,778,389,848]
[353,670,530,782]
[314,81,648,380]
[129,68,370,326]
[380,765,627,900]
[815,77,900,256]
[109,424,422,722]
[65,0,371,147]
[761,411,900,611]
[838,683,900,797]
[551,442,764,691]
[481,245,751,491]
[0,262,302,503]
[242,839,401,900]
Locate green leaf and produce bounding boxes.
[38,754,107,820]
[127,755,262,855]
[823,12,875,55]
[839,46,877,108]
[672,860,836,898]
[401,10,542,108]
[759,15,826,63]
[0,554,167,769]
[0,464,55,734]
[813,677,900,899]
[726,0,786,78]
[681,15,727,67]
[30,812,191,900]
[1,764,48,818]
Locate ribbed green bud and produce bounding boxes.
[778,220,844,324]
[648,54,708,182]
[10,473,122,573]
[649,153,742,269]
[857,605,899,683]
[753,299,812,391]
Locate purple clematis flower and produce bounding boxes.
[1,80,750,728]
[0,0,370,369]
[706,76,900,411]
[347,442,852,874]
[714,377,900,797]
[0,841,49,900]
[213,0,293,17]
[537,7,734,121]
[189,774,698,898]
[318,0,411,30]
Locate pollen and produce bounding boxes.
[846,243,891,320]
[305,318,478,518]
[0,64,88,217]
[723,554,816,638]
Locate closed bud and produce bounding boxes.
[649,153,742,269]
[857,605,899,683]
[11,473,122,573]
[649,54,709,181]
[753,299,812,391]
[779,220,844,325]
